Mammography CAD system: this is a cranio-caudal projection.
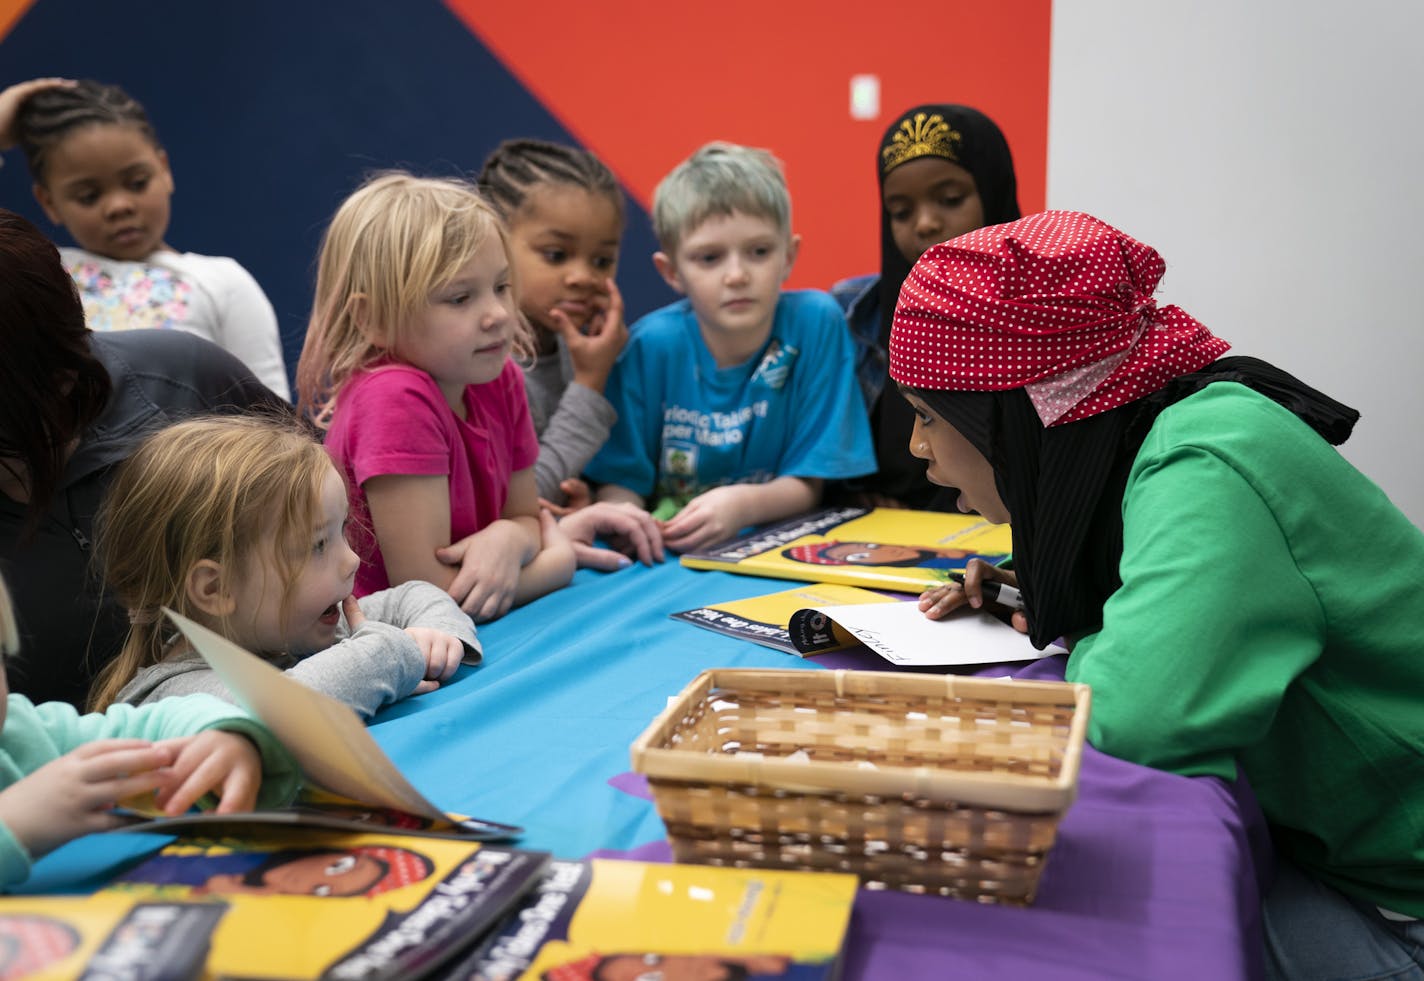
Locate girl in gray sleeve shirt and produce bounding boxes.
[88,416,479,721]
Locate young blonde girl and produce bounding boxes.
[5,78,289,399]
[0,570,299,888]
[296,172,576,620]
[89,415,476,720]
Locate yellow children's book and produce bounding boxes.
[438,858,858,981]
[0,893,224,981]
[0,832,551,980]
[670,583,896,655]
[680,506,1013,592]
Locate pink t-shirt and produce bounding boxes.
[324,360,539,596]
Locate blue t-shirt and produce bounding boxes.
[587,290,875,503]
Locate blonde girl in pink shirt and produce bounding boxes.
[297,172,575,621]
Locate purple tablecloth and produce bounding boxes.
[602,653,1270,981]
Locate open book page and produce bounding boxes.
[789,601,1065,667]
[157,608,520,839]
[671,582,895,655]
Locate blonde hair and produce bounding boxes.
[652,141,792,256]
[295,170,530,426]
[88,414,336,711]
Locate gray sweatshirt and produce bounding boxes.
[116,581,480,720]
[523,337,617,503]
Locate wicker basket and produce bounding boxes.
[630,668,1090,905]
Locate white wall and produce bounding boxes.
[1048,0,1424,526]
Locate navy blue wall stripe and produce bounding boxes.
[0,0,673,395]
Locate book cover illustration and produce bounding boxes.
[441,858,857,981]
[680,506,1012,593]
[670,583,895,655]
[49,830,551,981]
[0,893,223,981]
[155,609,521,841]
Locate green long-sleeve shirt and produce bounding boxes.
[1065,383,1424,915]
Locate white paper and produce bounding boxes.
[813,600,1063,666]
[162,607,448,821]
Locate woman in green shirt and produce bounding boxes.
[889,210,1424,981]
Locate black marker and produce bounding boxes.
[948,571,1024,611]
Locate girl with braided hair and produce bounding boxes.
[479,139,663,571]
[2,77,289,398]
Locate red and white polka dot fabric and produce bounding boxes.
[888,211,1231,426]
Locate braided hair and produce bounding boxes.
[476,138,623,226]
[14,79,161,184]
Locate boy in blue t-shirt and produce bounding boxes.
[587,142,875,552]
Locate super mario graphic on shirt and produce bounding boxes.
[650,339,796,517]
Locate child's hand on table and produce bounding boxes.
[404,627,465,694]
[659,485,749,554]
[559,501,665,570]
[343,596,463,694]
[436,521,527,622]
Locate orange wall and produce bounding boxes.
[446,0,1051,288]
[0,0,31,37]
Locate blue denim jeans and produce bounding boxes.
[1264,859,1424,981]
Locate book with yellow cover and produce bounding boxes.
[0,893,225,981]
[670,582,895,655]
[0,831,548,980]
[96,831,544,980]
[439,858,857,981]
[680,506,1012,592]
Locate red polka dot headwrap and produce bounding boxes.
[888,211,1231,426]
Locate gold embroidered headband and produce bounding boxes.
[881,112,962,174]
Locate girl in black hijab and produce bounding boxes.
[834,104,1021,510]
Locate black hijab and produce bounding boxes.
[918,359,1360,649]
[870,105,1022,507]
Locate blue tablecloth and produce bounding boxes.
[368,562,826,856]
[23,558,1270,979]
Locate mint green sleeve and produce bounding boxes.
[35,694,300,808]
[0,820,33,888]
[1064,443,1325,779]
